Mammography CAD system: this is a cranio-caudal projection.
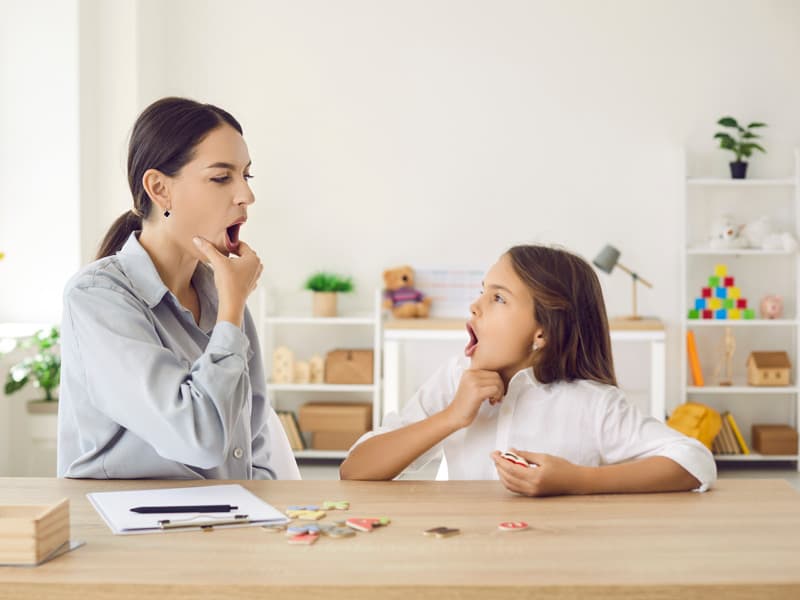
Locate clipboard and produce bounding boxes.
[87,484,289,535]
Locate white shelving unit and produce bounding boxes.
[680,150,800,470]
[257,290,382,460]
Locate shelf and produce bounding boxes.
[714,453,798,462]
[686,319,798,327]
[687,385,798,395]
[686,248,795,256]
[267,383,376,392]
[687,177,796,187]
[293,449,348,460]
[265,315,375,325]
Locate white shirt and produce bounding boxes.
[351,355,716,491]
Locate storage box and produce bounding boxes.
[324,349,374,384]
[312,431,364,451]
[298,403,372,433]
[752,424,799,455]
[0,499,69,565]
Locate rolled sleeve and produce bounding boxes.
[597,388,717,492]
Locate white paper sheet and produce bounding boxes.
[87,484,289,535]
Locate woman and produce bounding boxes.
[58,97,294,479]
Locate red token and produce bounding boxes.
[498,521,529,532]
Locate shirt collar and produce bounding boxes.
[116,232,217,312]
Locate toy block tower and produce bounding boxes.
[688,264,755,320]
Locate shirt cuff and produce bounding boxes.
[207,321,250,360]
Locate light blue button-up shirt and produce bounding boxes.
[57,232,275,479]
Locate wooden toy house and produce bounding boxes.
[747,352,792,386]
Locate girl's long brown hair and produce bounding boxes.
[507,245,617,387]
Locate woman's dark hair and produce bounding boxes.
[507,245,617,387]
[96,97,243,259]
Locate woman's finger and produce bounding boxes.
[193,236,226,265]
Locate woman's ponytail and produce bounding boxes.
[95,211,142,259]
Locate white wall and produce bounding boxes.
[4,0,800,426]
[117,0,800,411]
[0,0,80,323]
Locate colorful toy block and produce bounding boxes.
[743,308,755,319]
[708,276,720,287]
[702,310,713,319]
[729,287,740,299]
[695,298,706,310]
[737,299,747,309]
[688,309,700,319]
[728,309,741,319]
[714,265,727,277]
[715,287,727,299]
[724,299,735,309]
[702,287,712,298]
[724,277,734,287]
[709,298,722,310]
[715,309,727,319]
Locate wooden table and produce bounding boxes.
[1,478,799,598]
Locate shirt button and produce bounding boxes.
[233,447,244,459]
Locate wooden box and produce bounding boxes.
[324,349,374,384]
[312,431,364,451]
[0,499,69,565]
[752,424,799,455]
[747,352,792,386]
[299,403,372,433]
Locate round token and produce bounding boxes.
[498,521,529,532]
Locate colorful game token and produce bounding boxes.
[286,509,326,520]
[424,526,460,538]
[287,524,320,536]
[345,517,388,532]
[498,521,529,532]
[287,505,320,511]
[261,523,287,533]
[500,450,537,468]
[322,500,350,510]
[327,527,356,538]
[288,532,319,545]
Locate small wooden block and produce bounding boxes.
[327,527,356,538]
[424,526,460,538]
[287,524,320,536]
[322,501,350,511]
[286,510,326,520]
[346,518,383,532]
[288,532,319,545]
[261,523,287,533]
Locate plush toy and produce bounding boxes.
[760,295,784,319]
[709,214,748,249]
[382,265,432,318]
[743,216,799,252]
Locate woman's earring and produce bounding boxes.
[164,209,170,217]
[532,343,540,351]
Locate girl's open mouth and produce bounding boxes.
[465,322,479,357]
[224,222,243,253]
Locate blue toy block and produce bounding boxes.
[695,298,706,310]
[715,287,727,299]
[715,309,727,319]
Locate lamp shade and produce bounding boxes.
[593,245,621,274]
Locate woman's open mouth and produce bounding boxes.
[224,220,245,253]
[465,322,479,357]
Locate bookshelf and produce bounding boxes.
[680,149,800,469]
[258,290,382,460]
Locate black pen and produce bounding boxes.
[130,504,239,514]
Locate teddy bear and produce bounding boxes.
[709,214,748,250]
[382,265,432,318]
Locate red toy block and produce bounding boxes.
[737,299,747,309]
[724,277,734,287]
[702,310,713,319]
[701,287,712,298]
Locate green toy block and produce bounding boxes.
[724,299,735,309]
[743,308,755,319]
[708,276,720,287]
[688,309,700,319]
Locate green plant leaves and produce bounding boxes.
[304,272,354,293]
[717,116,739,128]
[3,327,60,401]
[714,117,768,161]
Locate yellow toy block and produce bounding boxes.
[709,298,722,310]
[728,287,740,299]
[714,264,727,277]
[728,309,741,319]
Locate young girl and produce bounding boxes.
[340,245,716,495]
[58,97,294,480]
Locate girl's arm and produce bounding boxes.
[340,367,504,480]
[492,451,700,496]
[339,410,459,480]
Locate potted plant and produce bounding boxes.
[304,272,354,317]
[713,116,767,179]
[4,327,60,434]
